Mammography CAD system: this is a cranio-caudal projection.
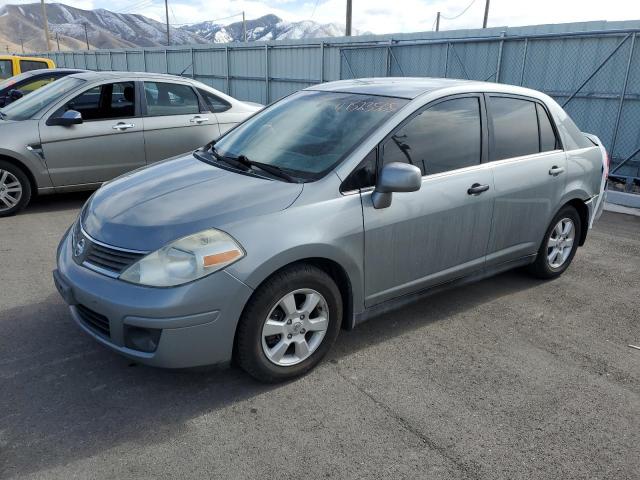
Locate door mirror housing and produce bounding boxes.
[372,162,422,209]
[49,109,83,127]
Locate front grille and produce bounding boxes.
[76,304,111,337]
[84,241,144,274]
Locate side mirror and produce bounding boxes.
[49,109,83,127]
[8,89,23,101]
[372,162,422,209]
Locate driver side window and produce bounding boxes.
[55,82,136,121]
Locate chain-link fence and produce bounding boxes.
[27,23,640,198]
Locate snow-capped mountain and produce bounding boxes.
[181,14,358,43]
[0,3,360,53]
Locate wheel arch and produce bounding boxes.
[555,197,590,246]
[0,153,38,195]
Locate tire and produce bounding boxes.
[0,160,31,217]
[528,205,581,279]
[236,264,342,383]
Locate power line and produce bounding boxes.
[170,12,243,26]
[440,0,477,20]
[310,0,321,20]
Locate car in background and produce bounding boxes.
[0,70,262,216]
[53,78,607,382]
[0,55,55,80]
[0,68,86,107]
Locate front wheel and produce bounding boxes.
[528,205,581,279]
[0,161,31,217]
[236,264,342,383]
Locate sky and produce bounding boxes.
[2,0,640,33]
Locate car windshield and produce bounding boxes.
[0,76,85,121]
[212,90,408,180]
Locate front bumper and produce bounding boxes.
[54,229,254,368]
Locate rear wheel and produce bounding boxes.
[236,264,342,383]
[0,160,31,217]
[528,205,581,279]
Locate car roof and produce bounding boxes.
[22,68,86,76]
[307,77,533,99]
[67,71,196,82]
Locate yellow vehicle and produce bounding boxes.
[0,55,55,80]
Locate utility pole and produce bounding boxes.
[164,0,170,46]
[345,0,352,36]
[83,23,90,50]
[436,11,440,32]
[40,0,52,51]
[482,0,490,28]
[242,11,247,42]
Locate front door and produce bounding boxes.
[484,95,567,265]
[142,81,220,164]
[362,95,494,307]
[39,81,146,187]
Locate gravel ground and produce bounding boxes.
[0,192,638,480]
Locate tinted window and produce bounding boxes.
[382,97,481,175]
[55,82,136,121]
[537,103,559,152]
[198,88,231,113]
[144,82,200,116]
[212,91,407,180]
[20,60,48,73]
[0,60,12,79]
[341,149,377,192]
[490,97,539,160]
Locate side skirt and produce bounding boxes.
[352,254,536,327]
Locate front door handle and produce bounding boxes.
[112,122,135,131]
[190,116,210,124]
[467,183,490,195]
[549,166,565,176]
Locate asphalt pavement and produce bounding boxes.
[1,192,638,479]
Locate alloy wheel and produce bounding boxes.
[547,217,575,269]
[0,169,22,212]
[261,288,329,366]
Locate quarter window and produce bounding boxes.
[144,82,200,116]
[537,103,559,152]
[382,97,482,175]
[341,149,377,192]
[198,88,231,113]
[490,97,539,160]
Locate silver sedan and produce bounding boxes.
[0,71,261,216]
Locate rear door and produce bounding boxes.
[485,95,567,265]
[362,94,495,306]
[142,81,220,164]
[39,81,146,187]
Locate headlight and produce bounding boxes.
[119,229,245,287]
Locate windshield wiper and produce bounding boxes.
[235,154,297,183]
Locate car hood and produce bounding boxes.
[82,154,303,251]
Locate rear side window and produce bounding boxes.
[144,82,200,116]
[20,60,48,73]
[490,97,539,160]
[0,60,13,79]
[382,96,481,175]
[537,103,559,152]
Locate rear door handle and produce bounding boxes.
[190,116,210,124]
[112,122,135,131]
[549,166,565,176]
[467,183,490,195]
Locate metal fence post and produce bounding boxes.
[444,42,450,77]
[225,46,230,94]
[519,38,528,86]
[190,48,195,78]
[165,48,169,73]
[124,51,129,71]
[386,42,392,76]
[109,51,113,70]
[143,49,147,72]
[265,44,270,103]
[495,31,505,82]
[320,42,324,83]
[610,33,636,161]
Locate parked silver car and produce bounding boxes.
[0,71,261,216]
[54,78,607,382]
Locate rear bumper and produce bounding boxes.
[54,229,254,368]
